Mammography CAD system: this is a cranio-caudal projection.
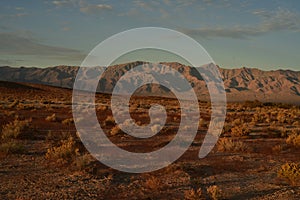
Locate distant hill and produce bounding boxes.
[0,62,299,104]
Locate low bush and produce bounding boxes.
[61,118,74,125]
[1,118,30,140]
[230,124,250,137]
[272,144,286,153]
[286,131,300,148]
[278,162,300,186]
[144,176,161,190]
[0,140,24,154]
[184,188,203,200]
[110,125,122,136]
[8,100,19,109]
[45,136,79,164]
[104,116,115,126]
[206,185,222,200]
[45,113,57,122]
[217,138,248,152]
[74,153,92,170]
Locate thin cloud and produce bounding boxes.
[51,0,78,7]
[0,12,28,20]
[182,26,262,39]
[182,8,300,39]
[0,32,85,60]
[259,8,299,32]
[80,4,112,14]
[133,0,159,11]
[15,7,25,10]
[51,0,112,14]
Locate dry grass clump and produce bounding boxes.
[110,125,122,136]
[272,144,286,153]
[217,138,248,152]
[45,113,57,122]
[151,124,162,134]
[61,118,74,125]
[144,176,161,190]
[8,100,19,109]
[1,118,30,140]
[97,105,108,111]
[101,174,113,187]
[184,188,203,200]
[105,116,115,126]
[0,140,24,154]
[199,118,207,128]
[74,153,93,170]
[46,131,72,143]
[0,118,29,155]
[286,130,300,148]
[3,110,16,117]
[278,162,300,186]
[45,136,79,164]
[277,112,286,123]
[292,121,300,127]
[206,185,222,200]
[230,124,250,137]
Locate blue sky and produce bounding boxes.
[0,0,300,70]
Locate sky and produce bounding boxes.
[0,0,300,71]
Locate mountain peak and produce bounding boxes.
[0,62,299,104]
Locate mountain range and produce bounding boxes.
[0,61,299,104]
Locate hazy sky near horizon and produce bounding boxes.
[0,0,300,71]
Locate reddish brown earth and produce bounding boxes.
[0,81,299,199]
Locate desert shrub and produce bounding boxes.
[151,124,162,133]
[144,176,161,190]
[221,123,231,135]
[3,110,16,117]
[0,118,29,155]
[1,118,30,140]
[45,136,79,164]
[45,113,57,122]
[97,105,107,111]
[277,113,286,123]
[0,140,24,154]
[199,118,208,128]
[104,116,115,126]
[270,121,277,128]
[207,185,222,200]
[232,118,242,126]
[110,125,122,136]
[8,100,19,109]
[286,131,300,148]
[279,127,288,138]
[292,121,300,127]
[101,174,113,187]
[278,162,300,186]
[16,103,36,110]
[62,118,74,125]
[184,188,203,200]
[46,131,73,144]
[74,153,92,170]
[272,144,285,153]
[217,138,248,152]
[230,124,250,137]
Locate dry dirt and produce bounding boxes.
[0,81,299,199]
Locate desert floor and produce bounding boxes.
[0,81,299,199]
